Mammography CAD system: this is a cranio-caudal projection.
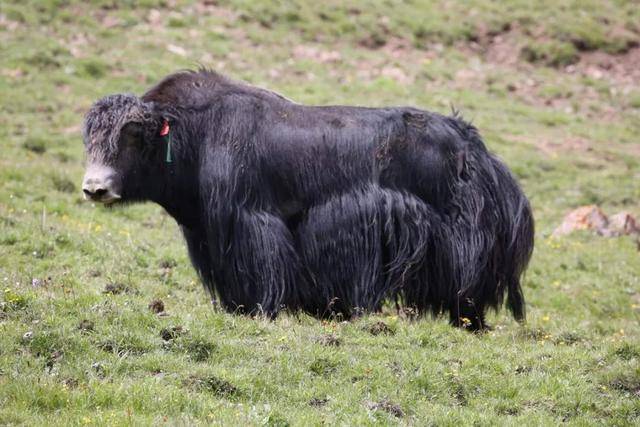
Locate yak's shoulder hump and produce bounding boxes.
[142,69,292,107]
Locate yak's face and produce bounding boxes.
[82,94,161,204]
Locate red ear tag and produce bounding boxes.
[159,120,170,137]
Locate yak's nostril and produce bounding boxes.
[83,187,108,198]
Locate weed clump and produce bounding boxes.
[185,339,217,362]
[23,137,46,154]
[148,299,165,314]
[555,331,583,345]
[186,375,238,397]
[309,357,338,376]
[25,330,65,358]
[77,59,109,79]
[98,333,152,355]
[613,342,640,361]
[51,175,76,193]
[609,372,640,396]
[158,258,178,269]
[2,288,30,310]
[161,328,217,361]
[264,412,290,427]
[521,41,579,67]
[160,326,186,342]
[77,319,95,333]
[366,399,404,418]
[367,321,395,336]
[316,333,341,346]
[555,22,638,54]
[309,396,328,407]
[102,282,135,295]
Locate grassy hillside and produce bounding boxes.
[1,1,639,425]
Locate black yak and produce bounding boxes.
[81,69,534,330]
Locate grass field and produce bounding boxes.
[1,1,640,425]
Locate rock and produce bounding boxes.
[552,205,609,237]
[167,44,187,57]
[608,212,640,236]
[148,9,162,25]
[553,206,640,237]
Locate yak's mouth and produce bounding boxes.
[83,190,122,204]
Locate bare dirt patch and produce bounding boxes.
[568,47,640,89]
[292,45,342,64]
[481,30,527,68]
[454,29,639,116]
[507,134,594,158]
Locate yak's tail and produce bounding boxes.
[489,155,534,321]
[445,120,534,324]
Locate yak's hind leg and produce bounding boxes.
[209,210,301,317]
[296,186,443,318]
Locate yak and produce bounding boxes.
[81,69,534,330]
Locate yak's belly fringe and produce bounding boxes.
[202,177,531,326]
[286,184,491,320]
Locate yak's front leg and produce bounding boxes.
[181,225,217,303]
[210,209,301,317]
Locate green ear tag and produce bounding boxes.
[159,119,172,164]
[165,133,172,163]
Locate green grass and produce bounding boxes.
[1,0,640,425]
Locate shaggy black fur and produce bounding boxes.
[83,69,534,330]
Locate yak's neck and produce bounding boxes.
[151,116,205,230]
[154,164,202,230]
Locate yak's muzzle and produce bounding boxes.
[82,164,121,204]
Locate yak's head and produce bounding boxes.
[82,94,165,204]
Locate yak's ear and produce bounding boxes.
[120,121,145,146]
[128,100,163,145]
[145,102,173,140]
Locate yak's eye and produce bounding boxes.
[120,122,143,147]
